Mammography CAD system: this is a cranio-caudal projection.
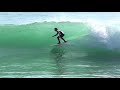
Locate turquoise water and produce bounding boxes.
[0,12,120,78]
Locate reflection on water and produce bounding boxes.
[50,46,66,75]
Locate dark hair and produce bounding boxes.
[54,28,58,31]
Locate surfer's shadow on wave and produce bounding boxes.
[50,46,66,75]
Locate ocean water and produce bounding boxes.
[0,12,120,78]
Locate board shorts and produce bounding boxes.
[59,34,64,38]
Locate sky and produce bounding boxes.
[0,12,120,25]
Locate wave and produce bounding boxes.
[0,22,120,52]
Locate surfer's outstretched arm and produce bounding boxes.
[52,32,58,37]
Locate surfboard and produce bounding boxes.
[51,41,68,46]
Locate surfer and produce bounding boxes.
[52,28,67,44]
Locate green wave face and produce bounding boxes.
[0,22,120,78]
[1,12,120,78]
[0,22,89,48]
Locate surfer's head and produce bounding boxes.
[54,28,58,31]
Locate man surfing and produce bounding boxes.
[52,28,67,44]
